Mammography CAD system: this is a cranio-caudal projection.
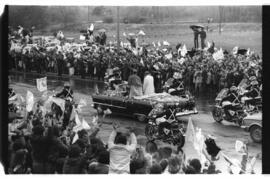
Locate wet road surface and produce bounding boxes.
[9,71,261,173]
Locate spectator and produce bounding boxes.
[88,150,110,174]
[143,71,155,95]
[107,123,137,174]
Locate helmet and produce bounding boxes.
[249,76,256,81]
[250,80,259,86]
[230,86,237,92]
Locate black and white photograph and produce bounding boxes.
[2,0,265,175]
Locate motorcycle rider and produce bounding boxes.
[107,67,122,90]
[221,86,241,119]
[55,82,74,101]
[168,72,185,96]
[242,80,261,110]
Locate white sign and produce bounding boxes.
[36,77,47,92]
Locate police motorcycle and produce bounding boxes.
[239,80,262,114]
[212,86,247,126]
[145,103,185,148]
[163,72,192,100]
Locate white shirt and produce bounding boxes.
[108,130,137,174]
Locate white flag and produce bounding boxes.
[152,42,156,47]
[213,48,224,61]
[36,77,47,92]
[232,46,238,55]
[138,30,146,36]
[165,53,172,59]
[180,44,188,57]
[186,117,195,142]
[79,35,85,41]
[158,41,161,47]
[72,133,79,144]
[26,91,34,112]
[163,41,170,46]
[82,119,91,130]
[235,140,246,154]
[89,24,94,31]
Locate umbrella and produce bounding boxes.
[190,24,205,29]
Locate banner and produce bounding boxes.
[36,77,47,92]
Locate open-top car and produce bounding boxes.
[92,89,198,122]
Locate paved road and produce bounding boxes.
[9,72,262,173]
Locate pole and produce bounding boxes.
[219,6,222,34]
[88,6,89,23]
[117,6,120,55]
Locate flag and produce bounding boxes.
[235,140,246,154]
[82,119,91,130]
[232,46,238,55]
[152,42,156,47]
[26,91,34,112]
[138,30,146,36]
[178,58,186,65]
[51,97,65,112]
[163,41,170,46]
[103,108,112,118]
[79,35,85,41]
[72,133,79,144]
[207,41,211,49]
[36,77,47,92]
[92,115,99,126]
[140,58,145,66]
[158,41,161,47]
[213,48,224,61]
[180,44,188,57]
[165,53,172,59]
[123,32,127,37]
[94,84,99,94]
[89,24,94,31]
[186,117,195,142]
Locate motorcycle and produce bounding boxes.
[145,104,185,147]
[163,78,193,100]
[212,88,247,126]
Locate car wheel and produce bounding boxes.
[250,125,262,143]
[212,107,223,123]
[145,124,157,141]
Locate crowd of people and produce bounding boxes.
[8,100,255,174]
[8,25,262,96]
[7,25,262,174]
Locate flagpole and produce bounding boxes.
[117,6,120,55]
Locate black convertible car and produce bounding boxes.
[92,91,197,122]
